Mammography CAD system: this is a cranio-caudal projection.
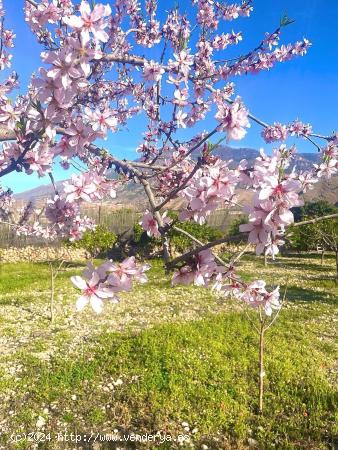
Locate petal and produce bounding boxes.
[71,275,87,290]
[90,296,103,314]
[89,271,100,287]
[92,29,109,43]
[76,295,88,311]
[63,16,84,28]
[96,286,115,298]
[79,1,91,16]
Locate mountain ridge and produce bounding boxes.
[15,146,337,209]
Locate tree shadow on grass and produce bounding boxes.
[33,260,86,269]
[285,285,336,305]
[282,252,335,261]
[277,260,335,273]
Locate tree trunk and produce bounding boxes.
[321,250,324,266]
[258,323,265,414]
[50,264,55,324]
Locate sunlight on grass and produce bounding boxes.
[0,253,337,448]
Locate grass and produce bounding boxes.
[0,253,337,449]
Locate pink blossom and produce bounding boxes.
[315,159,337,179]
[0,103,21,130]
[175,110,188,129]
[173,89,189,107]
[140,211,170,238]
[169,50,194,79]
[215,98,250,141]
[261,123,288,143]
[288,120,312,137]
[42,47,83,90]
[84,107,117,134]
[63,1,112,44]
[71,258,149,313]
[240,281,281,316]
[143,60,165,82]
[25,0,61,30]
[172,250,221,287]
[71,270,115,314]
[63,173,96,203]
[0,51,12,70]
[179,160,238,224]
[66,118,96,150]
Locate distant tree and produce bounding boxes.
[168,212,223,254]
[292,201,337,222]
[133,212,223,257]
[70,225,117,258]
[289,202,338,279]
[227,216,248,238]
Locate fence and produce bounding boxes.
[0,206,243,248]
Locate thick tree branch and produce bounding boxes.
[167,233,245,268]
[293,213,338,227]
[172,225,229,267]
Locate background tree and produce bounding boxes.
[70,225,117,259]
[289,201,338,278]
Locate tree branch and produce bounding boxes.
[293,213,338,227]
[167,233,245,268]
[172,225,229,267]
[25,0,38,7]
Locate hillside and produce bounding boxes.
[15,147,337,210]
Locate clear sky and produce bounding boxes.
[1,0,338,193]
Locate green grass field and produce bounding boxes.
[0,253,337,449]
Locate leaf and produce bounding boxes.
[280,13,295,28]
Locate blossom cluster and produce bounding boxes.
[238,146,304,258]
[172,249,222,287]
[214,275,281,317]
[314,141,338,179]
[215,98,250,141]
[179,159,240,225]
[71,257,150,313]
[172,249,281,316]
[261,120,312,143]
[0,0,15,70]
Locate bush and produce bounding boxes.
[168,212,223,253]
[132,222,161,258]
[227,215,248,238]
[69,225,117,257]
[131,212,223,257]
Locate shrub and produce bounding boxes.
[132,222,160,258]
[227,215,248,238]
[131,212,223,257]
[168,212,223,253]
[69,225,117,258]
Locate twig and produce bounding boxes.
[264,280,289,331]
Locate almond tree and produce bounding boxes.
[0,0,337,412]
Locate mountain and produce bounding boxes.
[212,146,321,171]
[14,147,337,210]
[15,181,65,202]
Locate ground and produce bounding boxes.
[0,253,337,449]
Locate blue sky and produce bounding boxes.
[1,0,338,193]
